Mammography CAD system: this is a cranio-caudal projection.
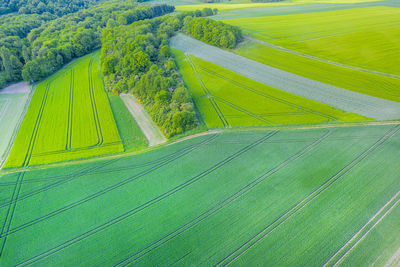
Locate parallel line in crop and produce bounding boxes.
[32,141,122,157]
[14,132,275,266]
[2,134,220,241]
[324,189,400,267]
[0,172,24,257]
[213,95,275,125]
[198,65,338,122]
[65,69,74,151]
[0,134,217,212]
[216,125,400,266]
[0,137,214,196]
[114,129,332,266]
[88,56,103,147]
[186,54,230,128]
[0,83,52,255]
[0,134,384,187]
[22,82,51,167]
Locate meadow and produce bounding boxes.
[0,125,398,265]
[173,49,367,128]
[223,6,400,75]
[235,42,400,102]
[4,52,124,168]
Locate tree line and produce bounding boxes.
[101,9,242,137]
[184,16,242,49]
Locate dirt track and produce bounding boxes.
[170,33,400,120]
[120,93,166,147]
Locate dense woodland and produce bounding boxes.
[0,0,174,87]
[0,0,99,16]
[101,15,198,137]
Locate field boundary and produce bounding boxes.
[1,120,400,176]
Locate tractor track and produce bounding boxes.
[114,129,332,266]
[216,125,400,266]
[14,132,275,266]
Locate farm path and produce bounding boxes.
[120,93,166,147]
[170,33,400,120]
[245,36,400,80]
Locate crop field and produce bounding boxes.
[0,124,398,265]
[223,6,400,75]
[0,87,31,168]
[235,42,400,102]
[4,52,124,168]
[173,49,367,127]
[108,94,148,152]
[175,0,381,12]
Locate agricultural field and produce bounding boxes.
[108,94,148,152]
[4,52,124,168]
[222,6,400,75]
[0,83,31,168]
[171,34,400,121]
[235,41,400,102]
[173,49,367,127]
[174,0,381,12]
[0,125,398,265]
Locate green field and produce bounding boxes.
[175,0,381,12]
[108,94,148,152]
[235,42,400,102]
[173,49,367,128]
[223,6,400,75]
[4,52,124,168]
[0,124,398,265]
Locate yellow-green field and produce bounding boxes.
[5,52,124,168]
[175,0,382,12]
[173,49,367,128]
[223,6,400,75]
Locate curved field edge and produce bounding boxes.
[0,124,398,265]
[172,47,368,128]
[3,52,124,168]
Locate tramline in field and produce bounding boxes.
[4,52,124,168]
[0,125,398,265]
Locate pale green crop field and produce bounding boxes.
[0,124,398,265]
[223,6,400,75]
[0,93,30,166]
[173,49,367,128]
[4,52,124,168]
[236,42,400,102]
